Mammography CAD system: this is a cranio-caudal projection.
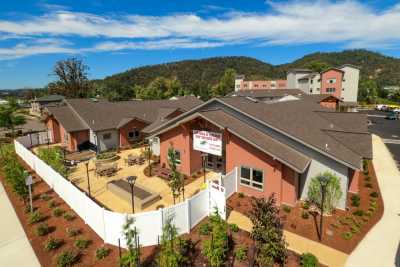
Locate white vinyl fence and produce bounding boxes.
[14,138,226,247]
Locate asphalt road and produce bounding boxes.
[359,110,400,168]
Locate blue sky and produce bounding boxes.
[1,0,400,89]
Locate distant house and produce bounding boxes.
[44,97,203,153]
[0,98,8,105]
[30,95,65,116]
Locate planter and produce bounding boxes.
[95,154,119,164]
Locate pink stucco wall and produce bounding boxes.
[119,119,148,147]
[348,169,360,193]
[321,69,343,99]
[46,116,61,143]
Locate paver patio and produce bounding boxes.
[67,147,218,213]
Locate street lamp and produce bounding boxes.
[201,153,208,183]
[318,176,330,241]
[127,176,137,213]
[85,162,91,197]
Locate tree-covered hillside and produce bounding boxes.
[98,50,400,90]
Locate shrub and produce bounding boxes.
[96,151,116,160]
[350,225,360,234]
[66,227,81,237]
[74,238,91,249]
[37,147,68,177]
[28,211,43,224]
[238,192,245,198]
[199,223,211,235]
[350,194,360,207]
[342,232,353,240]
[48,200,57,209]
[44,238,63,251]
[282,205,291,213]
[301,211,309,219]
[56,250,80,267]
[229,223,239,233]
[353,209,365,217]
[95,246,111,260]
[41,193,52,201]
[36,223,51,236]
[302,201,310,210]
[234,245,248,262]
[370,192,379,198]
[301,253,318,267]
[63,213,76,221]
[202,212,229,267]
[364,183,373,188]
[365,211,373,217]
[53,208,64,217]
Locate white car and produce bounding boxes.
[375,104,388,111]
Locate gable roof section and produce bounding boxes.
[61,96,202,132]
[147,97,371,170]
[46,105,88,132]
[35,95,65,102]
[199,109,311,173]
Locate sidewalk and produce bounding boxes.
[227,210,348,267]
[345,135,400,267]
[0,182,41,267]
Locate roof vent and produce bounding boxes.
[325,143,329,151]
[330,123,334,129]
[92,120,95,125]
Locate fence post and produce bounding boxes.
[235,167,238,192]
[159,208,164,238]
[102,208,107,243]
[186,198,191,233]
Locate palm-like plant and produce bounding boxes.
[0,97,26,137]
[167,146,183,204]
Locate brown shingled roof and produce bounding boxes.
[53,96,203,132]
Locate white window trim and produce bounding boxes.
[240,166,264,191]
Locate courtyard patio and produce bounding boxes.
[65,147,217,213]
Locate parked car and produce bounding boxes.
[376,104,388,111]
[385,112,399,120]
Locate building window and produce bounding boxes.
[240,166,264,190]
[310,89,313,93]
[103,133,111,140]
[310,79,313,84]
[254,84,258,88]
[342,88,345,91]
[326,88,336,93]
[328,78,336,84]
[317,88,320,91]
[128,129,140,140]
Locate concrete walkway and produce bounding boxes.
[0,182,41,267]
[227,210,348,267]
[345,135,400,267]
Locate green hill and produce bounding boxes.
[98,50,400,93]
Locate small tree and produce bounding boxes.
[307,172,342,215]
[157,215,185,267]
[250,195,287,267]
[0,97,26,137]
[143,141,153,176]
[307,172,342,241]
[202,210,229,267]
[120,216,141,267]
[167,146,183,204]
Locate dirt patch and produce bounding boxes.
[227,162,384,254]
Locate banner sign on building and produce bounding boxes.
[193,130,222,156]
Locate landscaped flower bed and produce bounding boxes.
[227,161,383,254]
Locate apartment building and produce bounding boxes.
[287,64,360,103]
[235,75,287,91]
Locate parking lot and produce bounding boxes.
[359,109,400,168]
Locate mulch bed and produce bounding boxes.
[227,162,384,254]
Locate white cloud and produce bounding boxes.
[0,42,76,60]
[0,1,399,59]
